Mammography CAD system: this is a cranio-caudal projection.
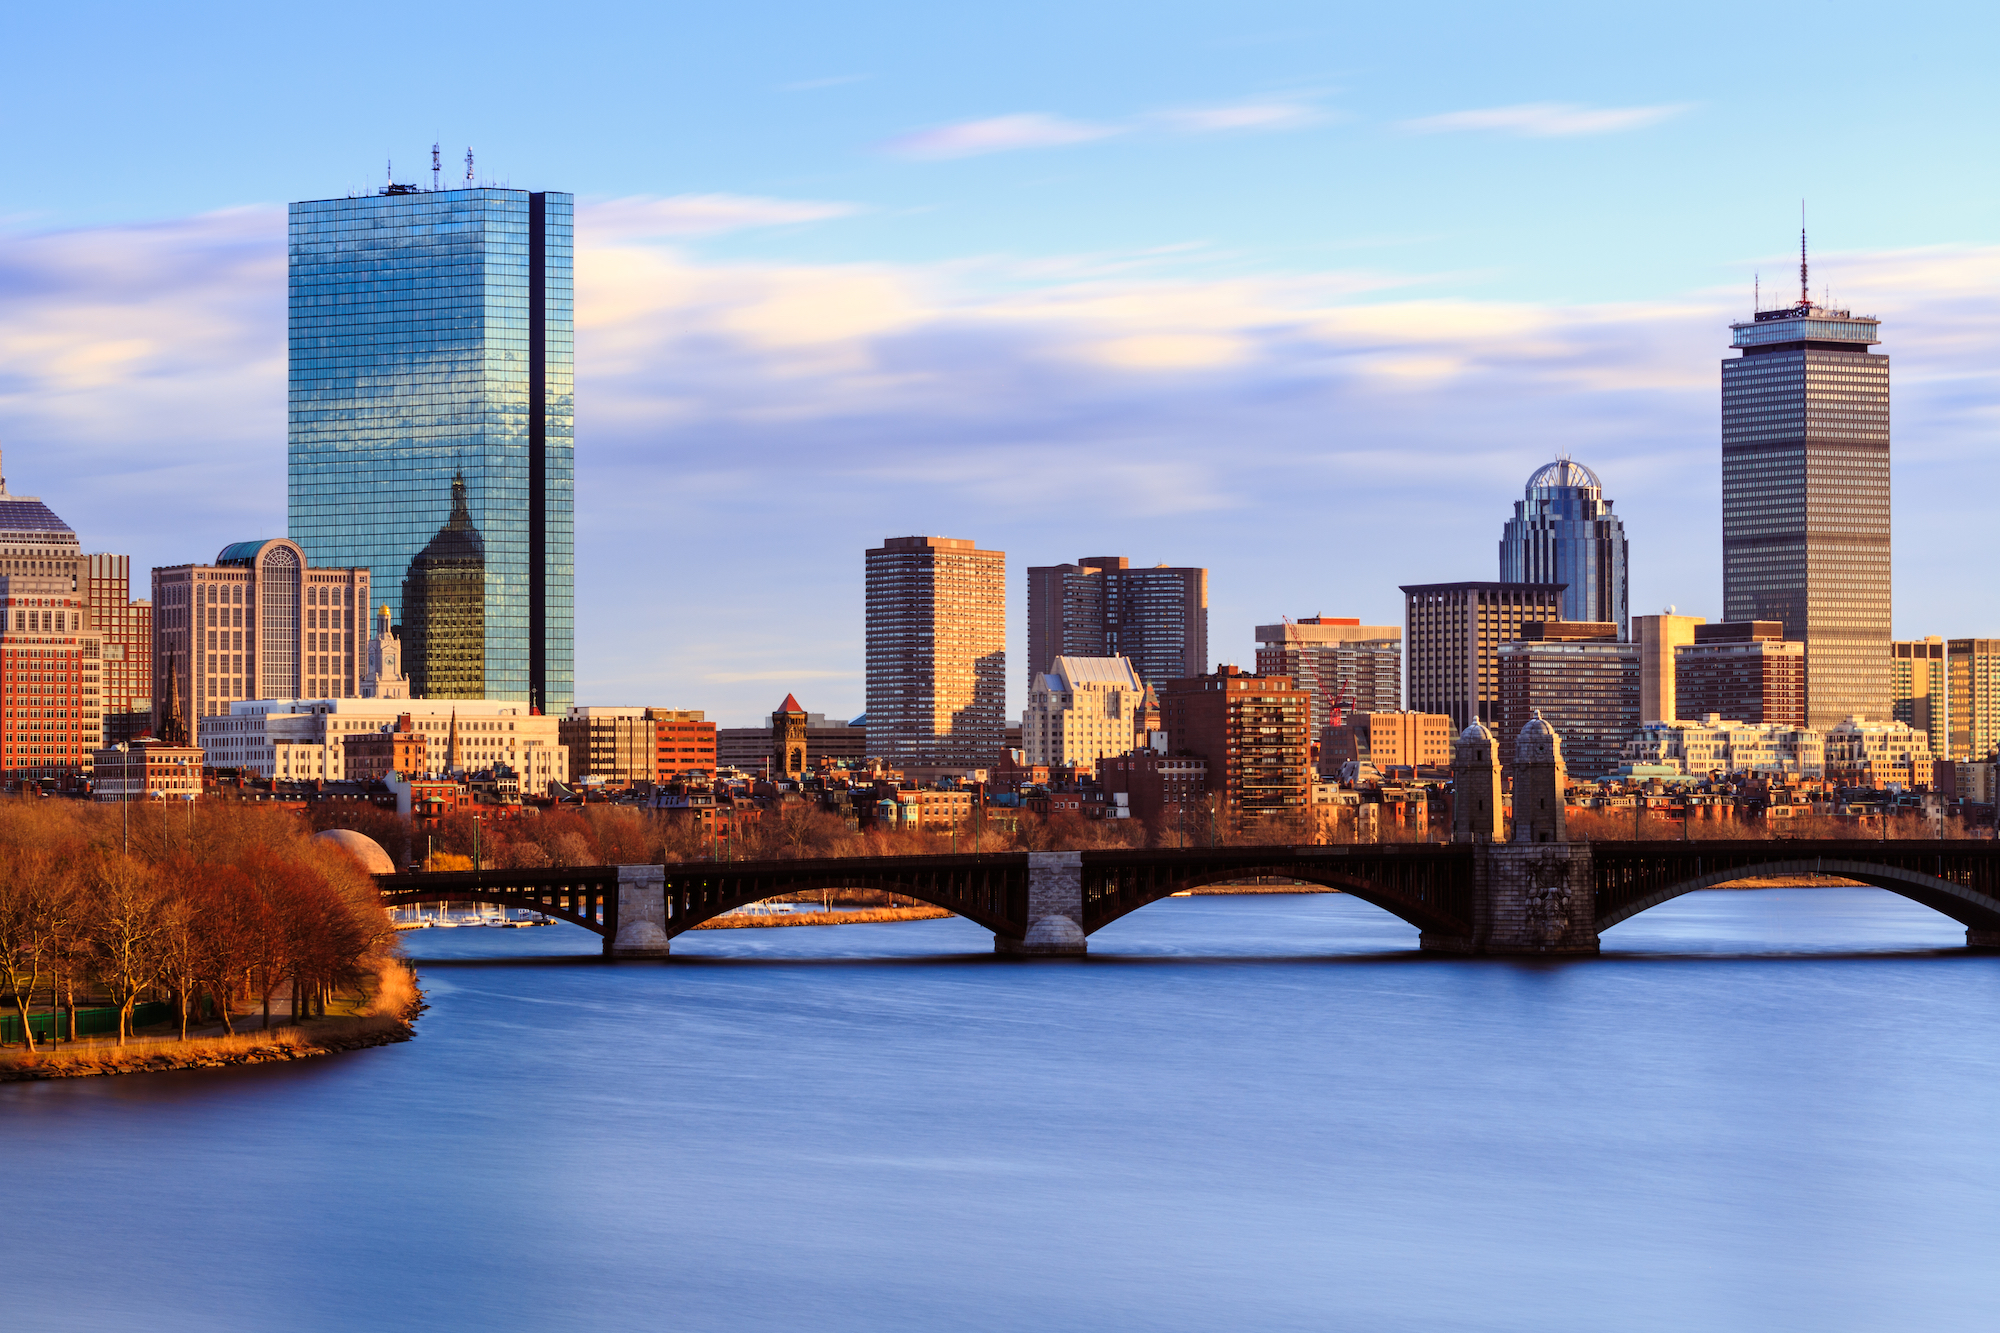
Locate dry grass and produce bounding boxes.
[693,905,954,930]
[0,958,423,1082]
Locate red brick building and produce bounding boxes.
[1675,622,1806,727]
[1100,749,1209,834]
[1156,665,1311,835]
[343,713,431,782]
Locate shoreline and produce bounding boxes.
[0,961,424,1083]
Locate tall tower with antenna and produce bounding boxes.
[1722,224,1891,730]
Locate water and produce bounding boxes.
[6,888,1999,1332]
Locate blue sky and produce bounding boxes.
[4,1,1998,724]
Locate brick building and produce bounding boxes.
[85,554,152,745]
[1157,665,1310,835]
[1496,622,1638,778]
[1100,748,1209,836]
[343,714,431,783]
[1254,617,1401,733]
[1320,711,1453,776]
[1674,622,1805,727]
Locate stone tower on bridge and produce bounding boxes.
[1452,720,1504,843]
[1512,710,1567,844]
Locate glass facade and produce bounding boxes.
[1722,302,1889,729]
[1498,458,1628,636]
[287,185,574,712]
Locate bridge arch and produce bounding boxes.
[659,865,1023,938]
[1080,847,1473,939]
[1594,857,2000,940]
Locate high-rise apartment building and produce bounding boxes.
[1891,638,1947,755]
[866,536,1006,773]
[1157,665,1310,835]
[1025,556,1207,687]
[1319,711,1454,776]
[84,554,152,745]
[152,539,369,726]
[287,181,574,712]
[1675,622,1806,727]
[1496,622,1637,778]
[1947,639,2000,761]
[1023,656,1145,774]
[1722,249,1890,729]
[1401,581,1567,730]
[1253,617,1401,732]
[1499,458,1629,636]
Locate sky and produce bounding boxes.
[3,1,1998,726]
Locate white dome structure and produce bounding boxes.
[312,827,396,875]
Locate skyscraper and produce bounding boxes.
[866,536,1006,773]
[1025,556,1207,687]
[1499,457,1628,636]
[0,456,99,786]
[84,554,153,744]
[287,178,574,712]
[1252,617,1401,732]
[1401,581,1567,730]
[1722,237,1889,729]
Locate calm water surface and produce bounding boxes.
[6,888,1999,1332]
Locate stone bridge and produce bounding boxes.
[373,839,2000,957]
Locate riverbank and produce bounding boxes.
[696,905,954,929]
[0,959,423,1082]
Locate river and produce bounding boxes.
[6,887,1999,1332]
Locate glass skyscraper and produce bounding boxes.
[1498,457,1628,637]
[288,183,573,712]
[1722,291,1889,730]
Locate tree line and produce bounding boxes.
[0,801,395,1052]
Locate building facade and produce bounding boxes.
[361,604,409,699]
[90,737,203,801]
[716,712,861,774]
[152,539,368,729]
[1025,556,1208,687]
[1253,617,1401,733]
[85,554,153,746]
[1946,639,2000,763]
[342,714,431,784]
[1824,717,1934,789]
[1622,717,1825,779]
[1157,665,1311,835]
[1099,749,1209,836]
[865,536,1006,773]
[1632,612,1704,722]
[1500,457,1629,636]
[0,463,99,785]
[1320,711,1454,776]
[1891,637,1947,758]
[1495,623,1638,779]
[1401,581,1567,730]
[287,183,575,713]
[1722,274,1890,729]
[1673,622,1805,727]
[1023,656,1145,775]
[772,694,808,780]
[198,697,565,793]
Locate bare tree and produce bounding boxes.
[83,855,171,1045]
[0,849,73,1053]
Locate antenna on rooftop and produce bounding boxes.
[1799,200,1809,308]
[1754,271,1760,313]
[465,147,474,185]
[386,157,393,187]
[431,142,441,191]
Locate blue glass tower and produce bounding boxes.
[1499,458,1628,637]
[287,182,573,712]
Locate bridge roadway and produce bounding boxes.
[373,839,2000,957]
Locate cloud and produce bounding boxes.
[884,114,1124,159]
[3,211,1996,725]
[1152,101,1327,133]
[1400,102,1691,137]
[585,193,860,240]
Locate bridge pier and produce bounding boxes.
[996,851,1088,955]
[1968,930,2000,949]
[607,864,672,958]
[1422,843,1600,956]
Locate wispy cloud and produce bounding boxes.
[781,74,870,92]
[884,114,1122,160]
[1400,102,1691,137]
[1152,100,1327,133]
[586,193,860,240]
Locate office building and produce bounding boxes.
[866,536,1006,773]
[1947,639,2000,762]
[197,697,566,793]
[1673,622,1805,727]
[0,460,100,785]
[1320,711,1454,776]
[1495,622,1637,778]
[1722,250,1890,728]
[1401,581,1567,730]
[1632,612,1704,722]
[1891,637,1947,756]
[1623,718,1825,779]
[152,539,368,729]
[559,706,716,785]
[656,712,718,779]
[1253,617,1401,732]
[1026,556,1207,686]
[1500,457,1629,635]
[288,180,574,712]
[84,555,153,745]
[1023,656,1145,774]
[1157,665,1310,835]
